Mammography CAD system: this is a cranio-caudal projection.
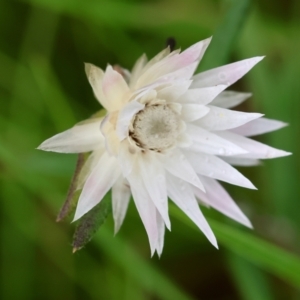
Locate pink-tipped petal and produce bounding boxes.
[194,176,252,228]
[184,151,256,189]
[166,173,218,248]
[102,65,130,109]
[230,118,288,136]
[192,57,264,88]
[216,131,291,159]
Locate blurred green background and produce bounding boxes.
[1,0,300,299]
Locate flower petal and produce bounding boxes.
[116,100,145,140]
[155,210,165,257]
[178,85,227,105]
[112,176,131,234]
[37,118,104,153]
[136,38,212,88]
[138,152,170,229]
[192,57,264,88]
[161,149,205,191]
[157,80,192,102]
[184,151,256,189]
[102,65,130,109]
[195,105,263,131]
[77,149,105,190]
[194,176,252,228]
[127,164,158,256]
[129,53,148,88]
[186,124,247,156]
[73,152,121,221]
[100,113,121,155]
[216,131,291,159]
[220,156,261,166]
[181,104,210,122]
[230,118,288,136]
[84,63,111,110]
[210,91,252,108]
[166,173,218,248]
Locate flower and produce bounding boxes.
[38,37,290,256]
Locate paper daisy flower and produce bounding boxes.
[38,37,290,255]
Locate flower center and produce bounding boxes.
[131,104,181,151]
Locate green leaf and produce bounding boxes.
[170,206,300,289]
[56,153,89,222]
[96,228,196,300]
[199,0,251,71]
[72,194,112,252]
[227,253,273,300]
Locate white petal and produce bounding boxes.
[100,114,120,155]
[129,53,148,88]
[186,124,248,156]
[73,152,121,221]
[181,104,210,122]
[230,118,288,136]
[84,63,111,110]
[155,210,165,257]
[77,149,105,190]
[116,100,145,140]
[178,85,227,105]
[118,140,137,177]
[179,37,212,65]
[157,80,192,102]
[184,151,256,189]
[136,38,211,88]
[220,156,261,166]
[38,118,104,153]
[177,133,193,148]
[192,57,264,88]
[216,131,291,159]
[210,91,252,108]
[112,176,131,234]
[102,65,130,109]
[195,105,263,131]
[138,152,170,229]
[166,173,218,248]
[127,165,158,256]
[194,176,252,228]
[161,149,205,191]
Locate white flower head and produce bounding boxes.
[38,37,290,256]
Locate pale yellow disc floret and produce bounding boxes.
[130,104,181,151]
